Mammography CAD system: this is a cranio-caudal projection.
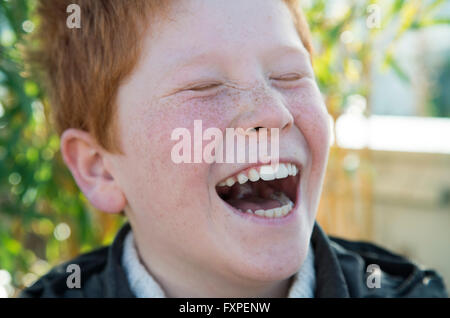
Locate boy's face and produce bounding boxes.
[105,0,330,288]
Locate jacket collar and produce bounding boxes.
[104,222,350,298]
[311,223,350,297]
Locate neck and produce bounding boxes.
[159,271,293,298]
[130,231,293,298]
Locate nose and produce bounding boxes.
[230,85,294,135]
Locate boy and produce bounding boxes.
[21,0,447,297]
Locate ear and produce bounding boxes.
[60,128,126,214]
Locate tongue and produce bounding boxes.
[220,180,292,212]
[227,196,282,212]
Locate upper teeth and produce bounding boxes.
[218,163,299,187]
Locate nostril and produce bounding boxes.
[284,121,292,131]
[245,127,262,134]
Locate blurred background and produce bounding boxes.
[0,0,449,297]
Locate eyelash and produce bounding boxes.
[271,73,302,81]
[187,83,222,92]
[270,73,305,88]
[182,73,305,97]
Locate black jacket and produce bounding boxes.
[20,223,448,298]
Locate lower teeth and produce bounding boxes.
[238,192,293,218]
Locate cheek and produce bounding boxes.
[287,84,330,162]
[137,96,233,144]
[115,97,233,211]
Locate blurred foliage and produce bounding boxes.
[305,0,450,118]
[0,0,126,295]
[0,0,448,296]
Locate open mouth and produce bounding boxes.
[215,163,300,218]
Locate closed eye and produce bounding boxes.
[186,82,222,92]
[270,73,303,81]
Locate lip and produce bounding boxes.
[215,159,302,226]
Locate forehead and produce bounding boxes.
[141,0,308,73]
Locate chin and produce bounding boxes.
[225,236,309,284]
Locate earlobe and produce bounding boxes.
[89,182,127,214]
[60,128,127,214]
